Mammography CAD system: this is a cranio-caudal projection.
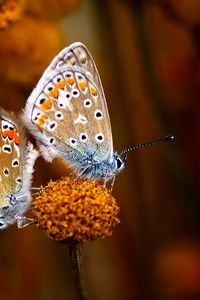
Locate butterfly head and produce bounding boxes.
[113,152,127,174]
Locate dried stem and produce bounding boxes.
[68,241,86,300]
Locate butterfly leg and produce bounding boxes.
[30,187,43,191]
[109,176,116,191]
[77,164,92,179]
[67,163,92,179]
[15,215,36,228]
[103,174,115,191]
[30,186,45,196]
[102,170,109,188]
[103,178,107,188]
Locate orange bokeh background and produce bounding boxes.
[0,1,200,299]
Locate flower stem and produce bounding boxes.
[68,241,86,300]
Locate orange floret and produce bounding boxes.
[32,177,120,242]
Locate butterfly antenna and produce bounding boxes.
[120,134,175,155]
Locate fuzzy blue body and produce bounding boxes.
[61,150,126,181]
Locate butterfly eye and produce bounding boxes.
[115,156,126,171]
[0,222,5,228]
[116,157,122,169]
[115,157,125,171]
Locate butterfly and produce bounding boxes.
[0,109,38,229]
[22,42,173,186]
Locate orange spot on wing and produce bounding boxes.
[66,77,75,85]
[48,87,58,98]
[56,80,65,90]
[13,129,20,145]
[2,129,20,144]
[40,99,52,110]
[90,86,97,95]
[78,80,87,90]
[36,115,47,127]
[2,130,9,138]
[2,130,13,140]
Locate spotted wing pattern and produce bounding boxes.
[0,110,22,208]
[0,109,39,228]
[23,42,113,168]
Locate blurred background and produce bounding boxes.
[0,0,200,299]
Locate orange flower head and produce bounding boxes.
[32,177,120,242]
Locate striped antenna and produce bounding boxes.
[120,135,175,155]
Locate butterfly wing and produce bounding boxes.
[0,110,23,205]
[23,42,113,169]
[0,109,38,227]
